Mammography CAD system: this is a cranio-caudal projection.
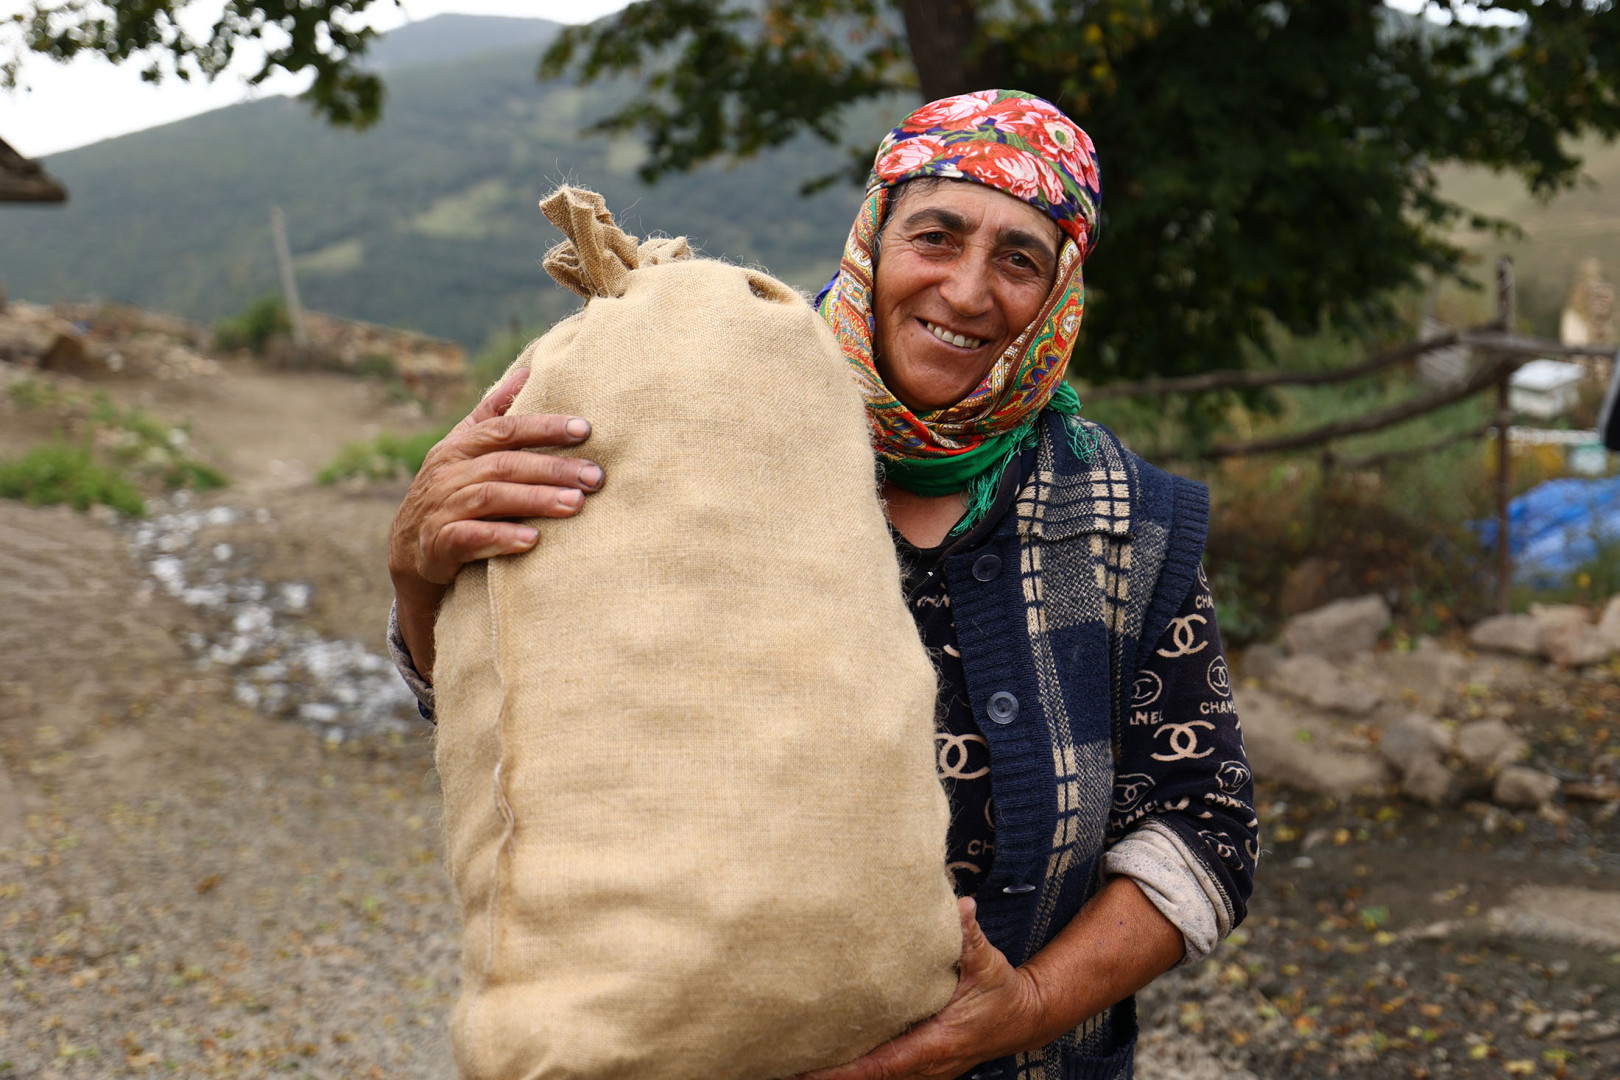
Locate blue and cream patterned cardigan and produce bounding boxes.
[950,412,1255,1080]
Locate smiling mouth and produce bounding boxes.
[922,319,987,350]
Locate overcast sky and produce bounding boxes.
[1,0,1485,161]
[0,1,634,158]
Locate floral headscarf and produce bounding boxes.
[817,89,1101,498]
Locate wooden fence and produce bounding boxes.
[1078,260,1618,613]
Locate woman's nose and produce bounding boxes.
[936,249,995,317]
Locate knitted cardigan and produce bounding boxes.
[950,411,1251,1080]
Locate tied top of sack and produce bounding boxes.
[540,186,693,300]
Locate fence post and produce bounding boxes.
[1494,256,1515,615]
[270,206,309,360]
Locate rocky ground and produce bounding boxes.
[1138,597,1620,1080]
[0,345,1616,1079]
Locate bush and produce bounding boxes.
[214,296,292,354]
[317,427,450,485]
[0,442,146,516]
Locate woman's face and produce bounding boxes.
[873,181,1062,414]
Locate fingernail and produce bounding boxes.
[518,527,539,546]
[559,488,583,509]
[579,463,604,489]
[565,418,590,439]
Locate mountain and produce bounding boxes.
[362,14,562,71]
[0,15,873,347]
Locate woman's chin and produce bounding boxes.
[897,383,979,414]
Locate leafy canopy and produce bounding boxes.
[4,0,399,127]
[540,0,1620,383]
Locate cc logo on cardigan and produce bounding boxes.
[1155,615,1208,658]
[1151,720,1215,761]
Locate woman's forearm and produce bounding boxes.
[392,573,447,684]
[1015,876,1185,1050]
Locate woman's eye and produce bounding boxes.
[918,231,950,246]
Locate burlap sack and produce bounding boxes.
[433,186,961,1080]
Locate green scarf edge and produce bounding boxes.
[880,381,1100,537]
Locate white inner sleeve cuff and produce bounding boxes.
[386,599,436,714]
[1101,819,1232,966]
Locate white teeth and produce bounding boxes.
[925,321,984,349]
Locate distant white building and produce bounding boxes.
[1509,359,1587,420]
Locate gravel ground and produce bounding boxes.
[2,359,1617,1079]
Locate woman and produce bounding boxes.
[388,90,1256,1080]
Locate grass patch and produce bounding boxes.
[0,442,147,516]
[316,427,450,485]
[2,379,228,515]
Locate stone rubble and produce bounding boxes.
[1279,594,1392,660]
[1455,717,1529,771]
[0,299,221,381]
[1271,652,1384,715]
[1468,613,1546,657]
[126,493,418,740]
[1493,764,1564,809]
[1237,592,1614,813]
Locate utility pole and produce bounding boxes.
[1494,256,1515,615]
[270,206,308,355]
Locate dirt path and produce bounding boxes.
[1,358,1616,1079]
[0,361,462,1077]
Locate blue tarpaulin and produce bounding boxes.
[1475,474,1620,585]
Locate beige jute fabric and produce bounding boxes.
[433,186,961,1080]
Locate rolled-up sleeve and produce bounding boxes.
[1102,566,1257,963]
[387,600,437,722]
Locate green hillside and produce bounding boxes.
[0,16,872,347]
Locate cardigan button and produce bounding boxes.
[1002,883,1037,895]
[972,553,1002,581]
[987,691,1019,724]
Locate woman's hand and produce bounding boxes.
[796,898,1047,1080]
[388,366,605,678]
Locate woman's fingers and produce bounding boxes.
[458,412,592,457]
[444,480,589,525]
[432,519,542,568]
[465,450,604,491]
[463,366,532,428]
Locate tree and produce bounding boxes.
[539,0,1620,384]
[4,0,396,128]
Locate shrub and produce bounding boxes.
[214,296,292,354]
[0,442,146,516]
